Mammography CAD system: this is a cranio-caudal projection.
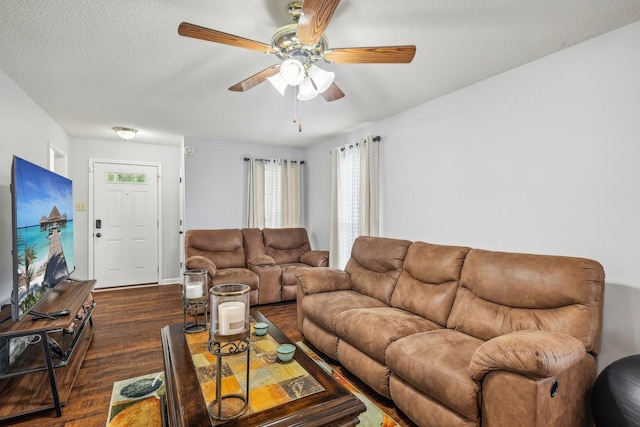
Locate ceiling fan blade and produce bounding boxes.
[296,0,340,46]
[228,65,280,92]
[321,82,345,102]
[324,46,416,63]
[178,22,278,54]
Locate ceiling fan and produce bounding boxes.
[178,0,416,103]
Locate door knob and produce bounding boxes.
[96,233,102,238]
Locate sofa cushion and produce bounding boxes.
[335,307,442,363]
[345,236,412,305]
[390,375,478,427]
[338,340,393,398]
[391,241,470,326]
[386,329,484,422]
[211,268,258,290]
[263,227,311,264]
[302,318,341,360]
[448,249,605,354]
[185,229,247,269]
[301,290,387,334]
[210,267,259,306]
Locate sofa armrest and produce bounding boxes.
[469,330,585,381]
[185,255,217,278]
[300,250,329,267]
[296,267,351,295]
[247,254,276,267]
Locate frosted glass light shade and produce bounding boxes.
[267,73,288,96]
[279,59,305,86]
[113,127,137,140]
[308,65,335,93]
[297,76,318,101]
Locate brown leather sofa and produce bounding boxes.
[185,227,328,305]
[296,236,605,427]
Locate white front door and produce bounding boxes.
[92,162,159,288]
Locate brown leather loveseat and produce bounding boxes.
[185,227,328,305]
[296,236,605,427]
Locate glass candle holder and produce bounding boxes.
[182,269,208,333]
[210,283,250,342]
[208,283,251,420]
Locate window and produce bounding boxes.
[245,158,301,228]
[330,136,379,268]
[264,161,283,227]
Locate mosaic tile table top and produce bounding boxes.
[184,324,325,424]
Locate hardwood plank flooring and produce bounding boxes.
[1,284,415,427]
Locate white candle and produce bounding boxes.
[218,301,246,335]
[185,281,203,299]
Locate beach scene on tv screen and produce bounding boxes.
[14,157,74,317]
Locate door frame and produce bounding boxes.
[88,158,163,285]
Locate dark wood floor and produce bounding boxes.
[2,284,415,427]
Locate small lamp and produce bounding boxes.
[208,283,251,420]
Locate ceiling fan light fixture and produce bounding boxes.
[113,127,138,140]
[279,58,306,86]
[308,65,334,93]
[267,73,288,96]
[297,76,318,101]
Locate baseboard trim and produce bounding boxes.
[93,280,180,292]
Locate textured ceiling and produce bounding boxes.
[1,1,639,147]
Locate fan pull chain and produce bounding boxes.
[298,96,302,132]
[292,86,297,123]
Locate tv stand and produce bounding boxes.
[0,279,96,421]
[30,309,72,320]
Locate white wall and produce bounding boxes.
[305,21,640,371]
[70,138,182,284]
[184,138,305,231]
[0,68,72,307]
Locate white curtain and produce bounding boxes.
[329,136,379,268]
[245,158,301,228]
[282,160,301,227]
[245,157,265,229]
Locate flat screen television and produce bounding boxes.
[10,156,74,321]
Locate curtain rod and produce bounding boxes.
[339,135,382,152]
[244,157,305,164]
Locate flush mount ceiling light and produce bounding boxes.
[113,127,138,140]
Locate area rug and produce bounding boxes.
[106,371,165,427]
[297,341,401,427]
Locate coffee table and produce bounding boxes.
[161,311,366,426]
